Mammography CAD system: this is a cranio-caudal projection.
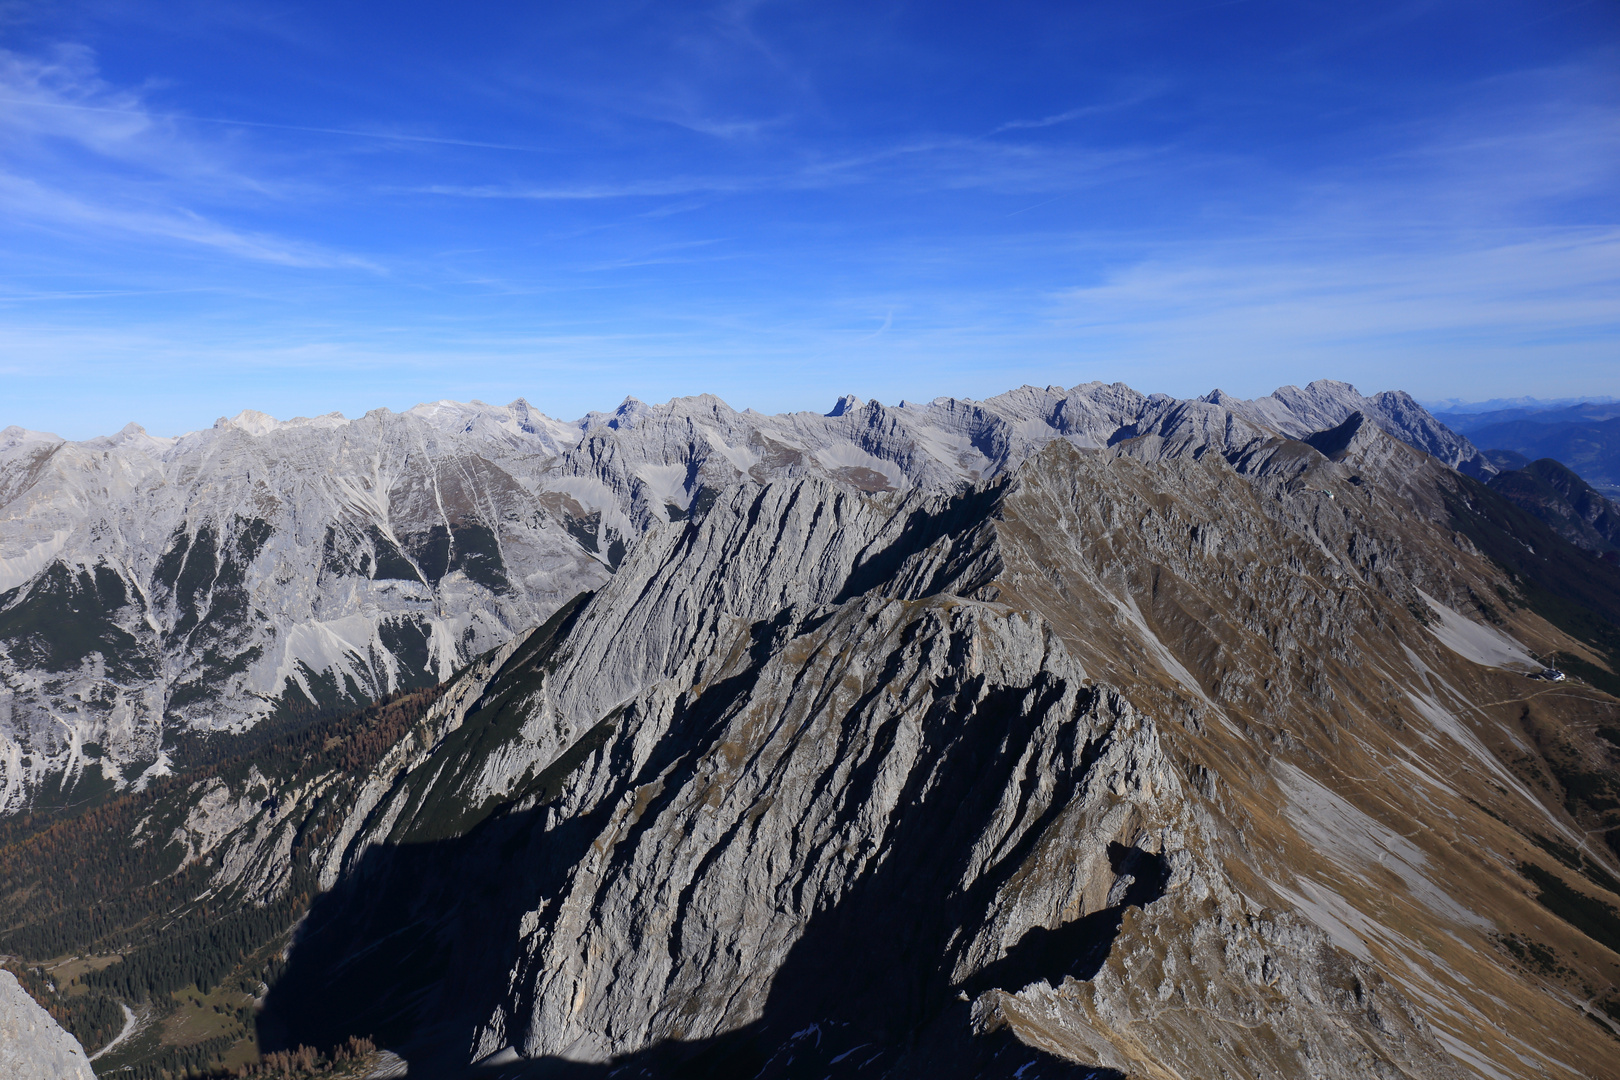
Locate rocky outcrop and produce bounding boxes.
[0,970,96,1080]
[0,404,616,811]
[0,382,1490,811]
[1210,380,1496,478]
[977,907,1462,1080]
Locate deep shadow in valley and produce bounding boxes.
[262,616,1153,1080]
[470,1015,1125,1080]
[963,842,1169,1000]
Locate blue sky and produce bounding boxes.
[1,1,1616,438]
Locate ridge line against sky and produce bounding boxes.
[0,1,1615,441]
[2,382,1597,446]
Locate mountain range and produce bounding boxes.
[0,378,1494,813]
[1429,402,1620,500]
[1474,417,1620,498]
[1,379,1618,1080]
[1424,396,1620,419]
[1485,458,1620,556]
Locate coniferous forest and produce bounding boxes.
[0,685,444,1078]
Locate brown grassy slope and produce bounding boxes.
[981,438,1620,1079]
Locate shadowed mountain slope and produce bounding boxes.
[1486,458,1620,556]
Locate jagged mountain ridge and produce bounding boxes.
[275,429,1617,1078]
[0,379,1495,813]
[5,389,1618,1078]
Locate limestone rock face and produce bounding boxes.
[0,381,1489,811]
[1210,380,1497,478]
[0,970,96,1080]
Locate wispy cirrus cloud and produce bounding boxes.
[0,44,253,186]
[414,134,1157,205]
[657,112,785,140]
[0,44,369,266]
[1,1,1616,439]
[417,179,745,201]
[0,171,373,268]
[1,95,562,153]
[1046,225,1620,394]
[988,91,1162,135]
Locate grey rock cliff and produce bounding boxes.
[0,382,1488,811]
[0,970,96,1080]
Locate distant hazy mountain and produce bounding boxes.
[1427,398,1620,501]
[1423,394,1620,417]
[1432,401,1620,436]
[1465,415,1620,496]
[1488,458,1620,555]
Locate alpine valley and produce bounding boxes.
[2,380,1618,1080]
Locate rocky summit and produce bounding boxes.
[1,380,1617,1080]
